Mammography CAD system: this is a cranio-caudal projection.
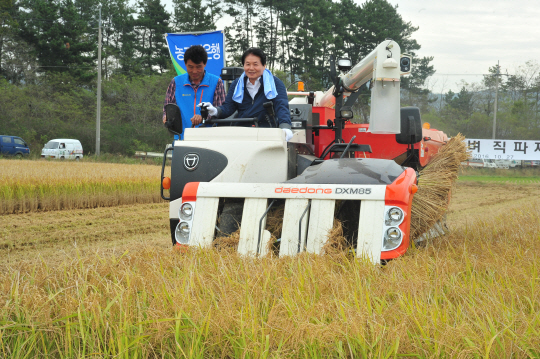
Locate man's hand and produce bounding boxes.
[197,102,218,117]
[162,114,166,124]
[282,128,293,142]
[191,115,203,126]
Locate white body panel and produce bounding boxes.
[356,200,385,262]
[279,198,310,256]
[179,182,390,264]
[181,127,288,185]
[238,198,270,256]
[169,128,291,221]
[305,199,336,254]
[189,197,220,248]
[195,182,386,201]
[170,198,183,220]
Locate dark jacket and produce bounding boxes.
[216,74,291,129]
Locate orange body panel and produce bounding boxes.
[381,167,417,260]
[312,106,447,166]
[182,182,200,203]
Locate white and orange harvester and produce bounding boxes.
[161,40,447,264]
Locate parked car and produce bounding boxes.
[0,135,30,158]
[41,139,84,160]
[461,158,484,167]
[523,160,540,167]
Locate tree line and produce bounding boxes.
[424,61,540,140]
[1,0,431,154]
[1,0,425,85]
[1,0,538,155]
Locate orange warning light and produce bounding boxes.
[297,81,305,92]
[422,122,430,129]
[162,177,171,190]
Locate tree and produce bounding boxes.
[0,0,18,78]
[358,0,419,56]
[17,0,96,82]
[135,0,170,73]
[98,0,137,78]
[171,0,217,33]
[223,0,259,65]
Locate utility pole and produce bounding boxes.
[96,5,102,156]
[492,61,500,139]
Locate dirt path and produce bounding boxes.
[447,181,540,228]
[0,203,170,265]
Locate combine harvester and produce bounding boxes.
[161,40,448,264]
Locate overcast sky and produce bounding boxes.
[161,0,540,92]
[371,0,540,92]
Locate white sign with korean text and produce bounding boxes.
[466,139,540,161]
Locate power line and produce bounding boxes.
[2,16,97,24]
[431,73,500,76]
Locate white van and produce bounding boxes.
[41,139,84,160]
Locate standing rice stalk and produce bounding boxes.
[0,160,164,214]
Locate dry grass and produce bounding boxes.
[2,155,540,357]
[410,134,470,240]
[0,159,164,214]
[1,199,539,357]
[1,181,540,357]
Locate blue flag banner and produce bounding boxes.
[166,31,225,77]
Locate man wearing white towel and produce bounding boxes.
[199,48,293,141]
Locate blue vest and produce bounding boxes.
[174,72,219,139]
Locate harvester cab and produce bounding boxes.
[161,39,448,264]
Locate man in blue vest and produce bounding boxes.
[162,45,226,139]
[199,48,293,141]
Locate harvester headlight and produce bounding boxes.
[340,106,354,119]
[383,227,402,251]
[337,58,352,72]
[180,203,193,219]
[175,221,191,244]
[386,207,403,225]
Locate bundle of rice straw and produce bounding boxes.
[213,230,240,250]
[322,219,349,256]
[410,133,469,241]
[213,206,285,253]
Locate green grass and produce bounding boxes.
[459,176,540,183]
[459,167,540,183]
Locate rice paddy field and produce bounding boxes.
[1,160,540,357]
[0,160,164,214]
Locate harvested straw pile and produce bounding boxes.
[213,230,240,250]
[410,133,469,241]
[213,205,285,252]
[322,219,348,255]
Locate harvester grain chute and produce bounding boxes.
[160,40,460,264]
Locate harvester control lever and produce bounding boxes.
[340,136,357,159]
[263,101,278,127]
[200,103,209,123]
